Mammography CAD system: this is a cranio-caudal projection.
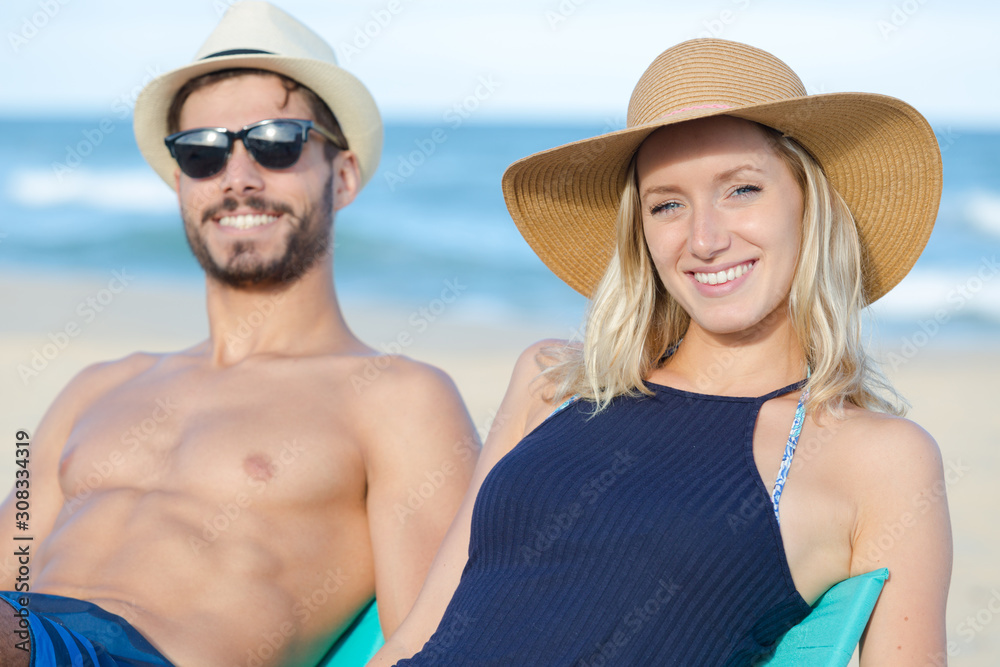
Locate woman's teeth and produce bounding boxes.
[694,261,754,286]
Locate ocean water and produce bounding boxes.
[1,118,999,347]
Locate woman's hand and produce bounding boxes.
[368,340,566,665]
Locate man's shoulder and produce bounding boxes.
[60,351,164,405]
[342,352,460,405]
[343,352,477,453]
[87,350,163,375]
[30,351,169,458]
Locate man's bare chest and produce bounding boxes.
[57,364,367,509]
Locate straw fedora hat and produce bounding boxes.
[502,38,942,303]
[134,1,382,190]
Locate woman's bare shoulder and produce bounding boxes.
[819,405,940,463]
[812,405,945,508]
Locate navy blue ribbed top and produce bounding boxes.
[397,382,812,666]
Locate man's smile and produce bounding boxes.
[216,213,281,230]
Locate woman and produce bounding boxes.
[371,38,951,665]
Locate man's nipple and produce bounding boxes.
[59,448,76,478]
[243,454,277,482]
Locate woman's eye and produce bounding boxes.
[650,201,680,215]
[733,184,762,197]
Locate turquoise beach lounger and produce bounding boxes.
[315,599,384,666]
[311,569,886,666]
[760,568,889,666]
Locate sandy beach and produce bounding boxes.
[1,269,997,665]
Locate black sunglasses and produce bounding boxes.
[164,118,345,179]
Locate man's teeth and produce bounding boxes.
[694,261,754,286]
[218,214,278,230]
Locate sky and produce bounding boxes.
[1,0,998,128]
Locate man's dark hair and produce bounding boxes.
[166,68,348,161]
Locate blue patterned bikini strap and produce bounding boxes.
[545,394,580,422]
[771,388,808,525]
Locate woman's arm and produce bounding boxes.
[850,417,953,665]
[368,341,563,665]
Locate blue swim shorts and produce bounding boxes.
[0,591,173,666]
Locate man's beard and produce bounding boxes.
[183,173,334,290]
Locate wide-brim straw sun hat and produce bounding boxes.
[502,38,942,303]
[134,1,383,191]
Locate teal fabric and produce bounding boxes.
[315,599,384,666]
[759,568,889,666]
[311,570,887,666]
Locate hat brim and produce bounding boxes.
[134,53,383,190]
[502,92,942,303]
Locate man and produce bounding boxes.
[0,3,478,665]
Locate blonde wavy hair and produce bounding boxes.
[543,122,903,418]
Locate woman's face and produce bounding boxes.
[637,116,803,338]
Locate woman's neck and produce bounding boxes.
[650,314,807,397]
